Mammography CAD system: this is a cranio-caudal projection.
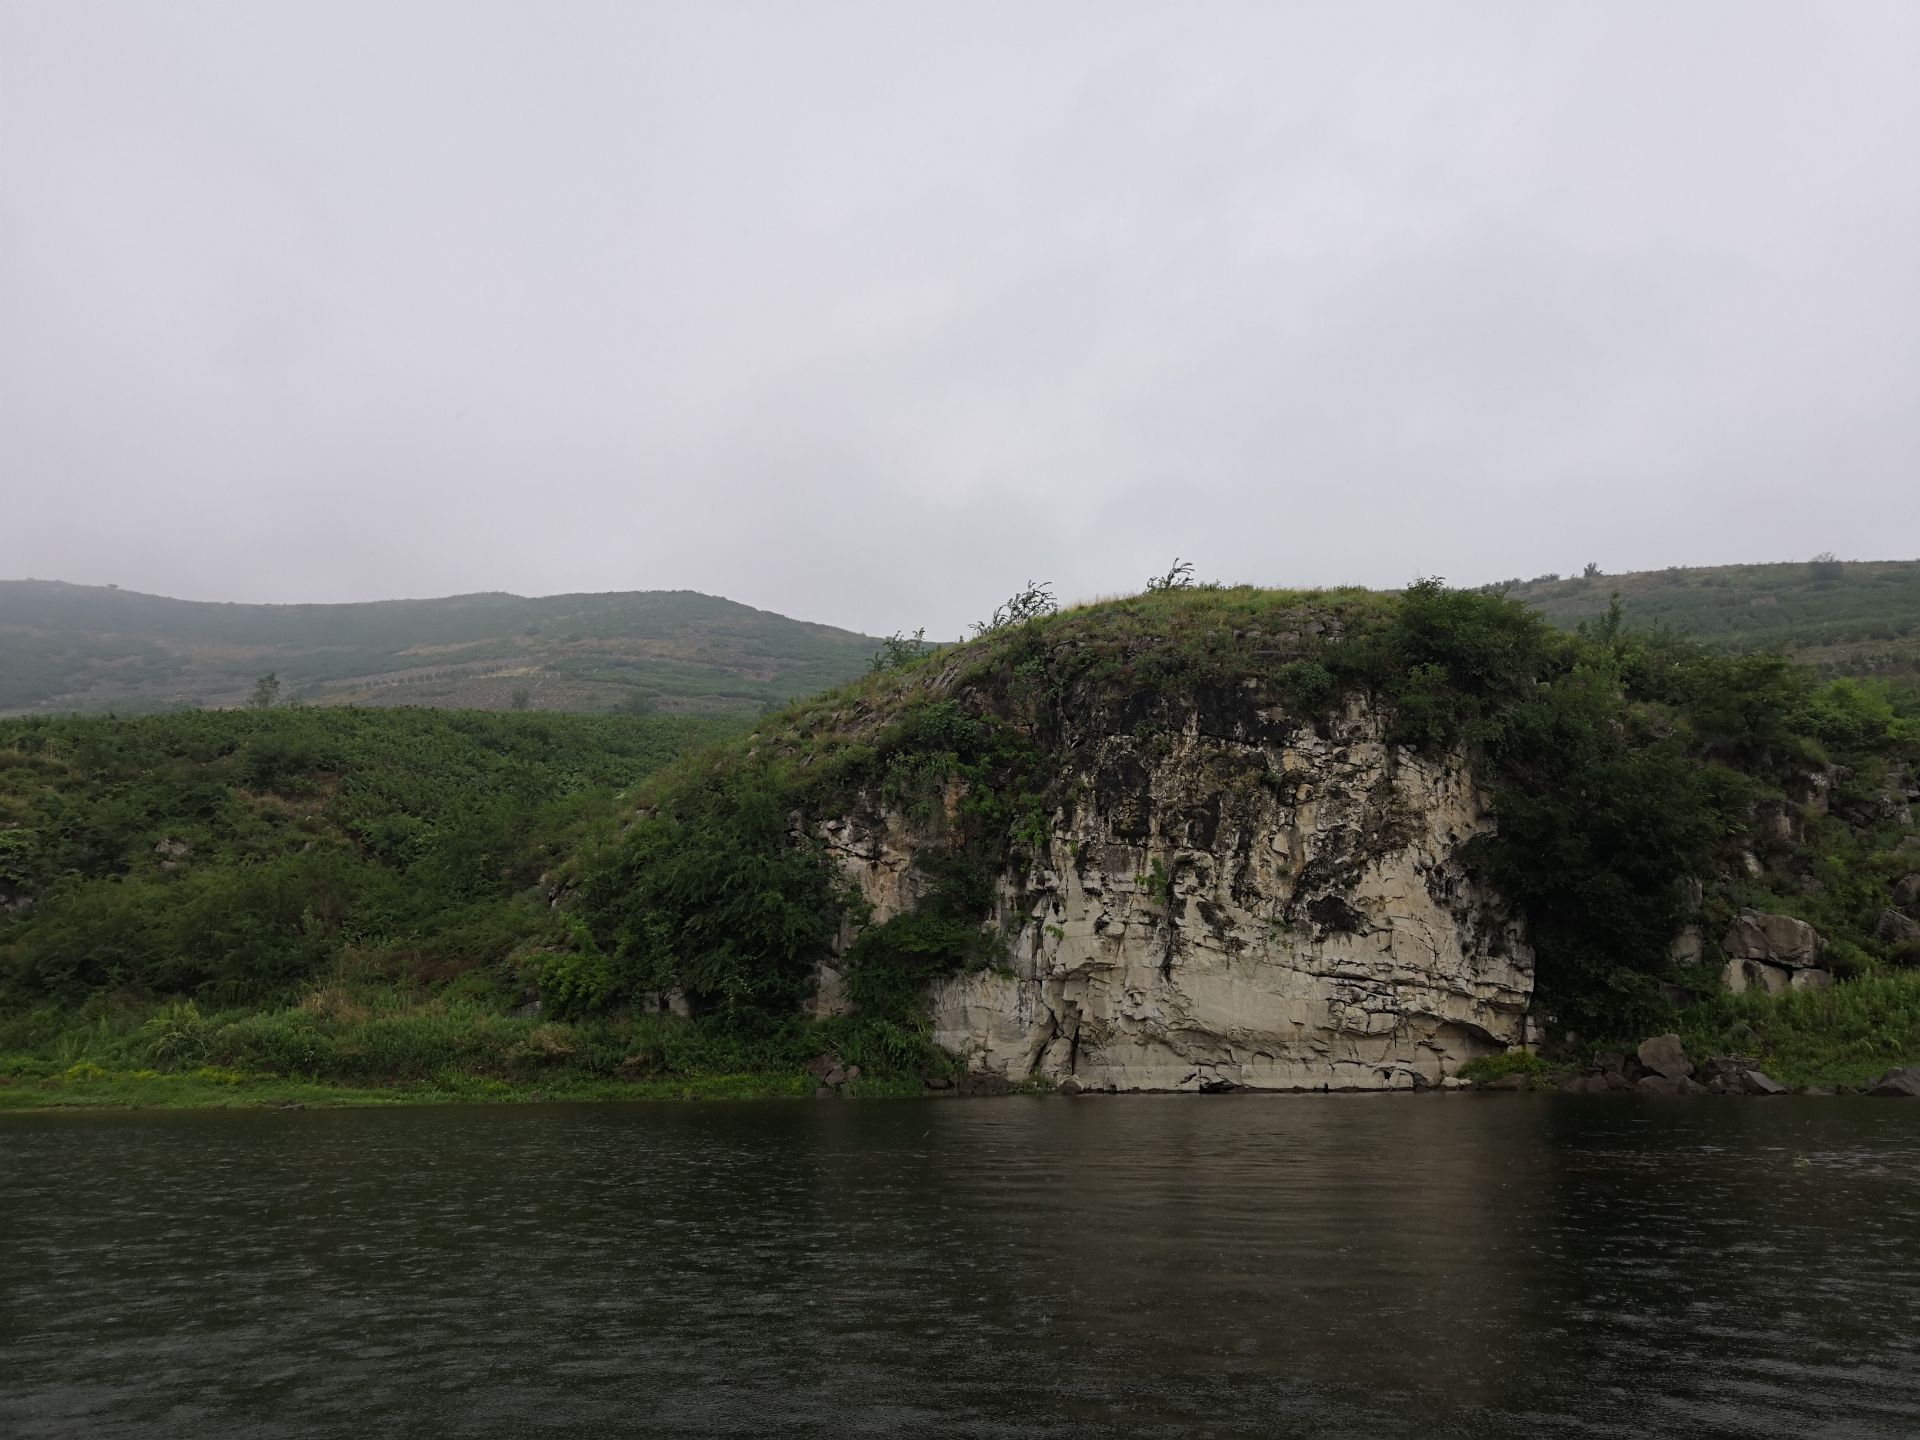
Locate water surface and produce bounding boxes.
[4,1096,1917,1438]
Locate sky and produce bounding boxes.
[3,1,1917,638]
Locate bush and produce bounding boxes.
[1456,1050,1554,1083]
[139,1000,212,1068]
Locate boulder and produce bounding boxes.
[956,1072,1012,1097]
[1723,958,1792,995]
[1893,873,1920,914]
[1481,1072,1533,1091]
[1868,1067,1920,1098]
[1637,1034,1693,1080]
[924,1075,954,1090]
[1875,908,1920,945]
[1722,911,1822,968]
[1669,925,1704,965]
[1702,1055,1761,1084]
[1735,1069,1789,1096]
[1637,1074,1704,1097]
[1057,1078,1083,1096]
[1591,1050,1628,1076]
[1788,968,1834,993]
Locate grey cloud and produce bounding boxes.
[4,0,1916,636]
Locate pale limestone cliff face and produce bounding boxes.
[815,696,1532,1092]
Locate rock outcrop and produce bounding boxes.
[1636,1033,1694,1080]
[818,697,1532,1092]
[1721,910,1831,994]
[1869,1067,1920,1098]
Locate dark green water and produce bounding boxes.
[3,1095,1918,1438]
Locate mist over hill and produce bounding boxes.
[0,581,881,716]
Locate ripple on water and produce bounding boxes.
[3,1095,1919,1439]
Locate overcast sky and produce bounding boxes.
[4,1,1917,637]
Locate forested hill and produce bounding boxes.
[0,581,881,716]
[1505,559,1920,682]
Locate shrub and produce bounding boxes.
[140,1000,212,1068]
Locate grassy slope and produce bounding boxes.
[0,580,881,716]
[1506,558,1920,681]
[0,705,951,1109]
[0,707,737,997]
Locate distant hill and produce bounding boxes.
[1503,559,1920,682]
[0,581,882,715]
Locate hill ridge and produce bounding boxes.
[0,579,881,716]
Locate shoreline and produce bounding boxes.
[4,1068,1906,1114]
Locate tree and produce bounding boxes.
[510,688,532,711]
[972,581,1057,637]
[247,673,281,709]
[870,628,929,673]
[1146,558,1195,593]
[1582,562,1604,579]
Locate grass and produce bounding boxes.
[1456,1050,1562,1086]
[0,1063,835,1111]
[0,990,954,1111]
[1674,971,1920,1089]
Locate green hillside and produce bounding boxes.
[0,707,736,999]
[1503,558,1920,681]
[0,581,881,716]
[6,582,1918,1108]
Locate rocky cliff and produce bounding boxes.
[815,694,1532,1092]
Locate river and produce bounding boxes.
[4,1095,1917,1438]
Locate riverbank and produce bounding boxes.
[0,1060,932,1111]
[7,970,1920,1112]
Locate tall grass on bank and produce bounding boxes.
[1675,972,1920,1088]
[0,989,956,1110]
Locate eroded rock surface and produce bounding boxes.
[818,699,1532,1091]
[1722,910,1829,995]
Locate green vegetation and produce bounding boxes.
[1675,972,1920,1089]
[0,580,880,716]
[0,996,924,1112]
[551,578,1918,1068]
[0,705,970,1105]
[0,707,735,1005]
[5,576,1917,1107]
[1456,1050,1559,1086]
[1504,557,1920,685]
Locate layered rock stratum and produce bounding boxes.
[816,695,1532,1091]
